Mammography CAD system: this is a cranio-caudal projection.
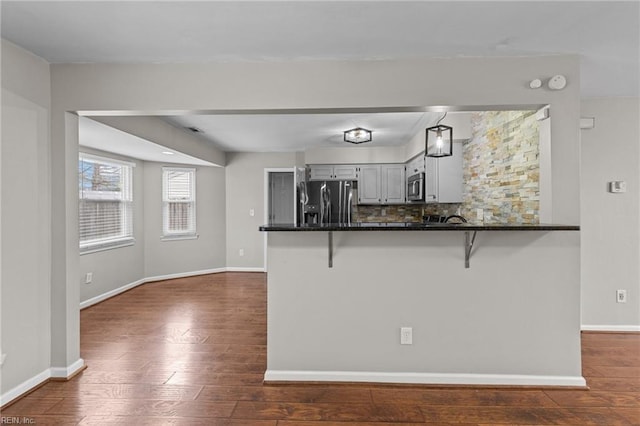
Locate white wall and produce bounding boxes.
[225,152,298,269]
[267,230,583,386]
[305,146,406,165]
[1,40,51,395]
[78,150,226,304]
[78,148,145,304]
[0,52,581,401]
[144,162,227,277]
[581,97,640,329]
[47,54,579,383]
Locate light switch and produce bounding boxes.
[609,181,627,193]
[249,209,255,216]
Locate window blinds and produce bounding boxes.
[163,167,196,236]
[79,154,134,252]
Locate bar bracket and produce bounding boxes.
[464,231,477,268]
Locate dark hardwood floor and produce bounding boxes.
[3,272,639,425]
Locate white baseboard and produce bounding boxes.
[144,267,227,283]
[50,358,85,378]
[1,358,85,407]
[80,267,233,310]
[582,324,640,332]
[80,278,146,309]
[0,368,50,407]
[225,267,266,272]
[264,370,587,388]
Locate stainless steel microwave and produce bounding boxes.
[407,173,424,202]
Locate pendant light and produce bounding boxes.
[426,112,453,158]
[343,127,372,144]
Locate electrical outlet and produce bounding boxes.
[616,289,627,303]
[609,181,627,193]
[85,272,93,284]
[249,209,255,217]
[476,208,483,221]
[400,327,413,345]
[239,249,244,256]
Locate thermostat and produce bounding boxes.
[609,181,627,193]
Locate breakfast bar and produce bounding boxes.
[260,223,585,387]
[260,222,580,268]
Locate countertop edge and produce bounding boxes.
[259,224,580,232]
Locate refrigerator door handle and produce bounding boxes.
[326,186,331,223]
[319,184,323,224]
[347,184,353,224]
[339,182,343,224]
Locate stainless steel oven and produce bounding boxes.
[407,173,424,202]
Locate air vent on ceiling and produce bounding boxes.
[185,126,203,134]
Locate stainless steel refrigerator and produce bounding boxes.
[298,180,355,225]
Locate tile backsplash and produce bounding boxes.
[355,204,461,223]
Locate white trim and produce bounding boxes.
[80,238,135,255]
[50,358,85,379]
[226,267,266,273]
[80,278,146,309]
[0,368,50,407]
[144,268,227,283]
[1,359,85,407]
[582,324,640,332]
[80,268,227,310]
[160,233,199,242]
[264,370,587,388]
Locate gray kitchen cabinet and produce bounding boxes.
[357,164,405,204]
[309,164,358,181]
[425,141,463,203]
[357,165,382,204]
[381,164,405,204]
[405,155,425,176]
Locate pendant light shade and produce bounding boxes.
[426,124,453,158]
[344,127,372,144]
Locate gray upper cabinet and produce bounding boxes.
[425,141,463,203]
[381,164,405,204]
[357,164,405,205]
[309,164,358,181]
[357,165,382,204]
[333,165,358,180]
[405,155,425,176]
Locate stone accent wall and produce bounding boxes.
[461,111,539,224]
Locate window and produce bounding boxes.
[79,154,134,253]
[162,167,196,238]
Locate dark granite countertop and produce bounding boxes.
[259,222,580,232]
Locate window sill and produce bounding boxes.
[161,234,199,242]
[80,239,135,255]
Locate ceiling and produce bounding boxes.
[2,1,638,158]
[79,117,216,166]
[164,111,442,152]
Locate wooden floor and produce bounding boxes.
[3,272,639,425]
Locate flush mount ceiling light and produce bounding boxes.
[343,127,372,144]
[425,113,453,158]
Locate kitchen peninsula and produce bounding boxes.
[260,222,584,387]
